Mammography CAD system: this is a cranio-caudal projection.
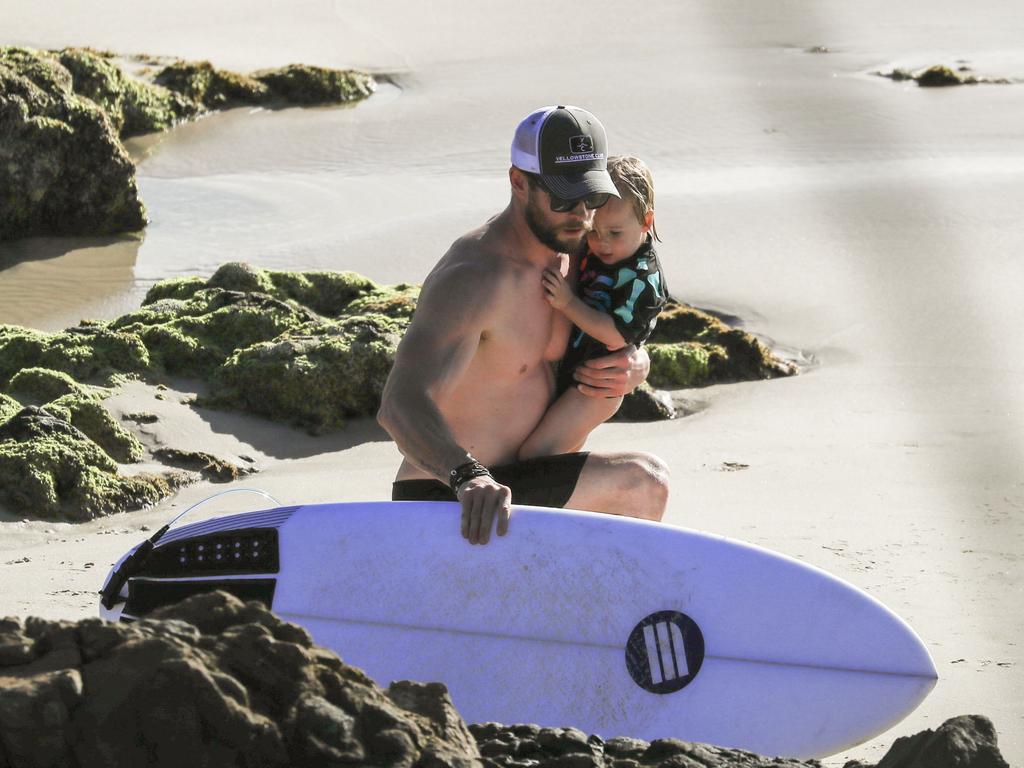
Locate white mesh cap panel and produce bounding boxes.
[510,105,559,172]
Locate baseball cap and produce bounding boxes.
[511,105,620,201]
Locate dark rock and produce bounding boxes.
[617,384,676,421]
[0,593,1009,768]
[604,736,650,759]
[874,64,1014,87]
[0,617,36,667]
[0,405,88,444]
[153,447,253,483]
[388,680,480,757]
[0,591,485,767]
[915,65,965,87]
[0,668,82,766]
[873,715,1008,768]
[123,411,159,424]
[537,727,595,756]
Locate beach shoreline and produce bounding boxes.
[3,0,1023,763]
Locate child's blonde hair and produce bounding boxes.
[607,155,660,243]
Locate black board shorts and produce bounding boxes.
[392,452,590,508]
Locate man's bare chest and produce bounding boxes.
[477,284,569,373]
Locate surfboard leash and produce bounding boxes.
[98,488,281,610]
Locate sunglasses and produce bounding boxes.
[525,173,612,213]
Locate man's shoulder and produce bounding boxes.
[427,230,519,288]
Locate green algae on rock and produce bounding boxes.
[44,394,144,464]
[1,47,376,243]
[0,324,150,385]
[644,300,794,388]
[252,64,376,105]
[0,406,188,521]
[56,48,199,137]
[0,263,797,520]
[6,367,97,405]
[0,46,147,241]
[153,60,269,109]
[0,393,19,424]
[210,314,404,432]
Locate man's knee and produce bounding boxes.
[622,452,669,520]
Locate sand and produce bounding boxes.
[1,0,1022,763]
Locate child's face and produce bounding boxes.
[586,196,652,265]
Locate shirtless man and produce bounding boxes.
[377,105,669,545]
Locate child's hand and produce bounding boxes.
[542,267,574,310]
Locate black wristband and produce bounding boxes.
[449,457,492,493]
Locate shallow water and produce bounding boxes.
[2,0,1023,763]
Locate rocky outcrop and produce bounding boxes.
[644,300,795,389]
[0,47,376,242]
[874,63,1014,86]
[0,263,796,518]
[0,405,188,521]
[472,714,1009,768]
[0,591,481,767]
[0,592,1009,768]
[0,47,148,241]
[152,448,254,483]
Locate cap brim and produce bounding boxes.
[540,169,620,200]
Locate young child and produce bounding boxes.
[519,155,667,460]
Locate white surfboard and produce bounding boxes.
[99,501,937,758]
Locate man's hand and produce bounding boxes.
[574,345,650,398]
[457,475,512,545]
[541,267,574,310]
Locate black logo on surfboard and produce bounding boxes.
[626,611,704,694]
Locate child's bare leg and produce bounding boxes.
[518,388,623,460]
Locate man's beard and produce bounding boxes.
[524,193,588,254]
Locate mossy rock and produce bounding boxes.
[142,277,207,305]
[267,269,381,316]
[646,300,795,387]
[57,47,199,137]
[0,406,183,520]
[647,343,720,388]
[146,263,388,318]
[253,64,375,105]
[153,60,269,109]
[0,324,150,385]
[210,314,404,431]
[135,289,318,377]
[0,46,147,240]
[207,261,277,294]
[344,284,420,320]
[2,49,374,243]
[5,367,96,404]
[648,301,721,342]
[45,394,144,463]
[0,393,20,424]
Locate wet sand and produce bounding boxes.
[2,1,1023,763]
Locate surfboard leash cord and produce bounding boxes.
[98,488,281,610]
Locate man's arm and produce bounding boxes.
[377,261,511,544]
